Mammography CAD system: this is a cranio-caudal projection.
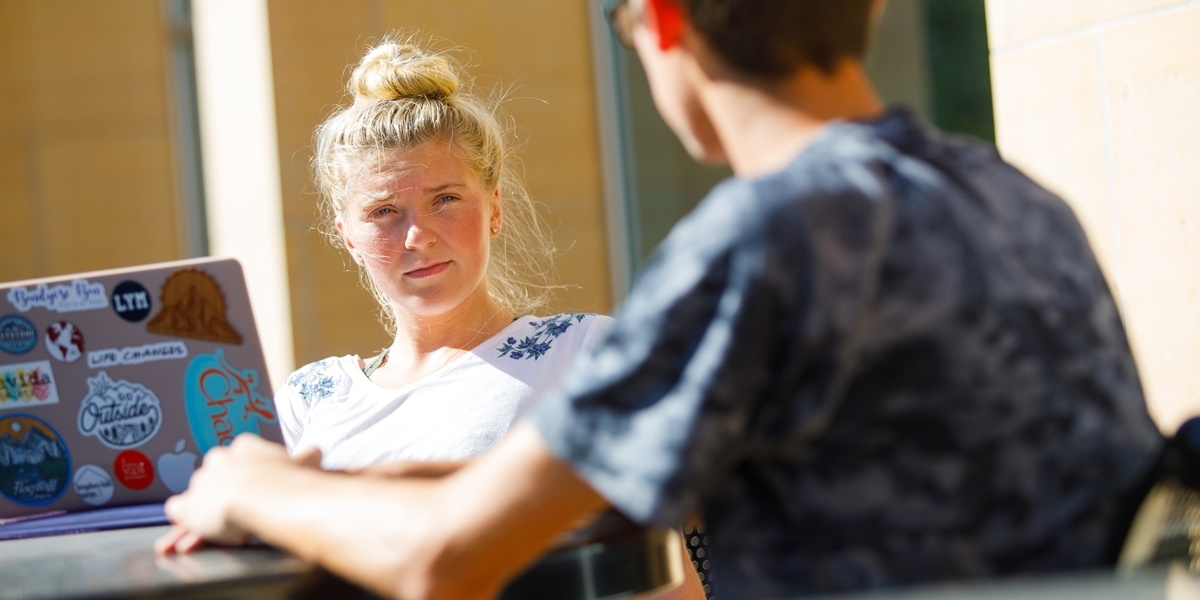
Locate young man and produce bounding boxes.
[159,1,1164,598]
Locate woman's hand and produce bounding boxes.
[155,435,322,554]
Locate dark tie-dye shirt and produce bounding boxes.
[531,109,1163,598]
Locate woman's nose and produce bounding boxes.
[404,215,436,249]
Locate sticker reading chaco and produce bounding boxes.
[7,280,107,313]
[78,372,162,449]
[146,269,243,345]
[113,450,153,490]
[87,341,188,369]
[0,414,71,506]
[0,315,37,356]
[110,280,153,323]
[73,464,114,506]
[44,321,85,363]
[157,439,198,494]
[184,349,276,453]
[0,360,60,411]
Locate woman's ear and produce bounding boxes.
[490,188,502,237]
[645,0,685,51]
[337,217,363,264]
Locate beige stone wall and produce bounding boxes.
[0,0,185,282]
[987,0,1200,431]
[267,0,612,365]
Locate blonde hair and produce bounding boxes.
[314,37,555,333]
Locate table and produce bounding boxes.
[0,525,371,600]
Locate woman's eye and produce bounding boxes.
[370,206,396,217]
[437,194,458,203]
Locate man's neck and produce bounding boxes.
[698,60,885,178]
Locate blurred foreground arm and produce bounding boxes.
[159,424,609,600]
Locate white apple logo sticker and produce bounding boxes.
[157,439,199,493]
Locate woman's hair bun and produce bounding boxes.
[350,41,458,102]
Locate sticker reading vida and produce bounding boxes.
[184,349,275,454]
[7,280,107,314]
[0,360,60,411]
[0,315,37,356]
[78,372,163,450]
[0,414,71,506]
[146,269,243,345]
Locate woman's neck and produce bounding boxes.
[387,289,513,370]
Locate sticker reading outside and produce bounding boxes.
[184,349,275,453]
[0,361,59,410]
[0,414,71,506]
[146,269,243,345]
[78,372,163,450]
[88,341,188,369]
[7,280,107,313]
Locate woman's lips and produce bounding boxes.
[404,261,450,278]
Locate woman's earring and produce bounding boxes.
[491,227,499,235]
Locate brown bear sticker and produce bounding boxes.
[146,269,243,345]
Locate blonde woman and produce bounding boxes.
[275,40,614,470]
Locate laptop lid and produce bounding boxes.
[0,257,283,520]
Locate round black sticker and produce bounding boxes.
[111,280,152,323]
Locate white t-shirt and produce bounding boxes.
[275,313,614,470]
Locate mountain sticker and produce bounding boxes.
[146,269,243,345]
[0,414,71,506]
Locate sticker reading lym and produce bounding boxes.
[0,360,59,411]
[110,280,152,323]
[7,280,107,314]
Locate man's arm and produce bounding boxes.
[159,424,608,600]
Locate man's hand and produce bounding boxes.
[155,435,322,554]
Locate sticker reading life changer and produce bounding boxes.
[184,349,276,453]
[88,341,188,369]
[78,372,163,450]
[0,360,59,411]
[7,280,107,313]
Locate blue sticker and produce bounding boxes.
[0,316,37,356]
[183,349,276,454]
[0,414,71,506]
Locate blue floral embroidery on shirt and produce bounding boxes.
[286,359,341,403]
[497,313,591,361]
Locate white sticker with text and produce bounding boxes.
[87,341,189,369]
[7,280,108,313]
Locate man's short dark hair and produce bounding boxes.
[680,0,875,77]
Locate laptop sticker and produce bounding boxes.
[114,450,154,490]
[73,464,114,506]
[6,280,107,314]
[146,269,243,345]
[183,349,275,453]
[157,439,198,494]
[0,315,37,356]
[87,341,188,369]
[78,372,162,450]
[0,360,59,411]
[110,280,153,323]
[0,414,71,506]
[44,321,85,363]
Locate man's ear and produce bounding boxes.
[645,0,685,51]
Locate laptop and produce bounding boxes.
[0,257,282,538]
